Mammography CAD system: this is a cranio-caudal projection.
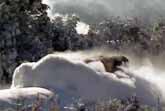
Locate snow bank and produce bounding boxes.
[11,53,164,107]
[0,87,56,110]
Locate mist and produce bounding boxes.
[43,0,165,24]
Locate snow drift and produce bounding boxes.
[0,87,56,111]
[11,52,164,107]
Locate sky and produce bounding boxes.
[43,0,165,24]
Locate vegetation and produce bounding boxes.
[3,96,158,111]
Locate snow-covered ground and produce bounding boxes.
[10,52,165,108]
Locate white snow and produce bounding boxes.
[11,53,165,107]
[86,61,106,72]
[0,87,55,110]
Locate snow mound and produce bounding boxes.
[11,53,164,107]
[0,87,56,110]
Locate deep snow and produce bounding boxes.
[11,52,165,107]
